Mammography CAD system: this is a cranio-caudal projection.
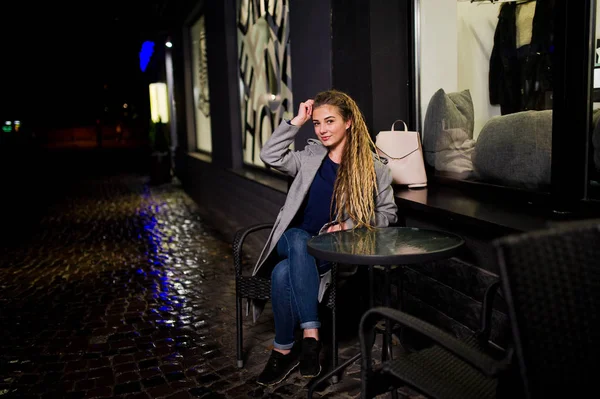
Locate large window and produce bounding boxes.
[590,2,600,200]
[419,0,554,192]
[237,0,294,168]
[190,15,212,153]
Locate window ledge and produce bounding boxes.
[228,167,287,194]
[188,151,212,163]
[394,184,597,234]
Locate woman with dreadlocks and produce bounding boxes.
[253,90,398,386]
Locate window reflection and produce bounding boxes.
[420,0,554,190]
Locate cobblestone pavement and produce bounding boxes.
[0,173,421,399]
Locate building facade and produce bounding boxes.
[159,0,600,346]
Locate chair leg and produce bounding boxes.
[236,295,244,368]
[331,263,338,384]
[384,266,399,399]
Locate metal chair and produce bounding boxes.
[359,218,600,398]
[233,223,343,371]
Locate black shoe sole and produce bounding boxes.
[256,362,299,387]
[301,364,322,378]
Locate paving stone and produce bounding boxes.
[0,173,420,399]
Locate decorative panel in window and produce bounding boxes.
[237,0,293,168]
[191,15,212,153]
[419,0,554,191]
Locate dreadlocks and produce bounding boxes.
[313,90,378,229]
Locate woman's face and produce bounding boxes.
[312,105,351,150]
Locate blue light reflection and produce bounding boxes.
[138,191,186,329]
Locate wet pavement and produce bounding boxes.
[0,167,420,399]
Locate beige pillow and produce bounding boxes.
[423,89,474,167]
[433,127,475,175]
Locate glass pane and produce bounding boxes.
[590,2,600,199]
[237,0,294,168]
[419,0,554,191]
[191,15,212,153]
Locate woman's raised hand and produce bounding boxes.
[290,99,314,127]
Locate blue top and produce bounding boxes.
[295,155,339,235]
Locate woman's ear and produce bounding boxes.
[345,119,352,130]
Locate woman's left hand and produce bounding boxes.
[326,222,347,233]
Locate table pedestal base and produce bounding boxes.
[307,265,400,399]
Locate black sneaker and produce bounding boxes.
[299,337,322,378]
[257,349,299,386]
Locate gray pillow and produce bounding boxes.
[593,108,600,172]
[472,110,552,188]
[423,89,474,167]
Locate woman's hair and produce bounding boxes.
[313,89,378,229]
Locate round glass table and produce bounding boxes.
[307,226,465,265]
[306,226,464,395]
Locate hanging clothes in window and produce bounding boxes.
[489,0,555,115]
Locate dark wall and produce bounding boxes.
[289,0,334,147]
[204,0,243,169]
[402,213,509,347]
[330,0,412,138]
[289,0,413,144]
[370,0,412,133]
[331,0,374,133]
[172,29,188,155]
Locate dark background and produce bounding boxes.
[0,1,196,129]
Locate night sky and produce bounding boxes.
[1,2,158,129]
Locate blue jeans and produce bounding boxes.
[271,228,329,350]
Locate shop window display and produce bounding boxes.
[419,0,555,190]
[237,0,294,168]
[590,2,600,199]
[190,15,212,153]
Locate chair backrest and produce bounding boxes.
[493,219,600,398]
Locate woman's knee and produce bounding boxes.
[271,260,290,288]
[283,228,312,256]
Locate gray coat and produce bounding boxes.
[249,121,398,321]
